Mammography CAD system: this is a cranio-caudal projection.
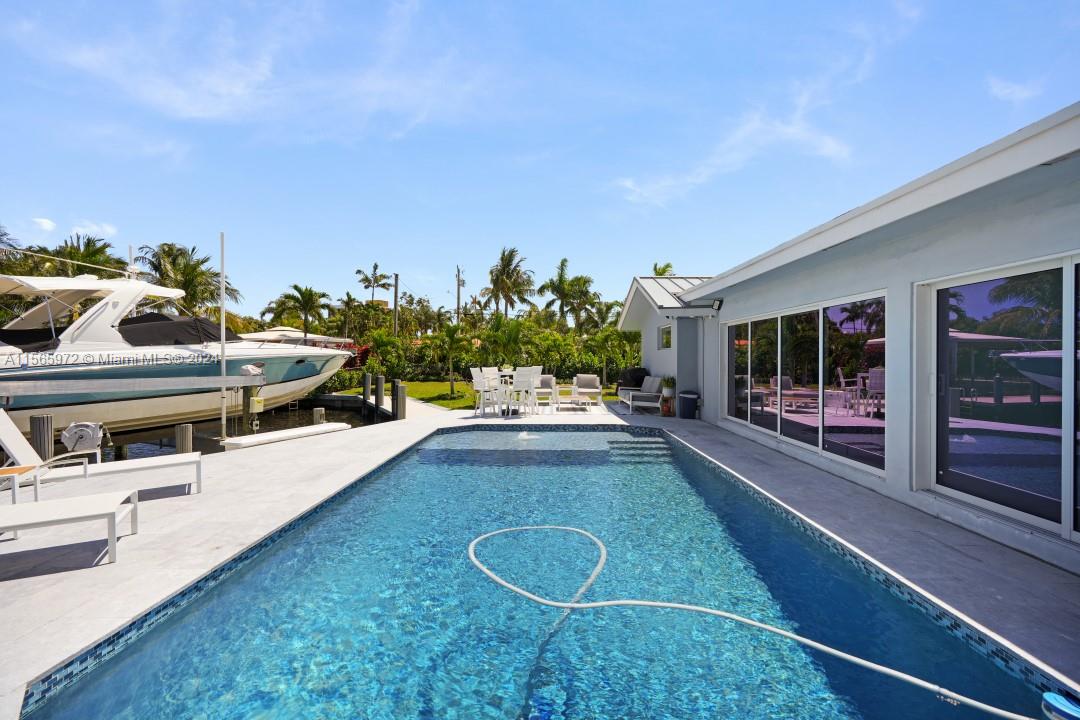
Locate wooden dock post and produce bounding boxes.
[313,407,326,424]
[375,376,385,410]
[394,382,407,420]
[176,424,193,454]
[30,414,54,461]
[242,386,253,434]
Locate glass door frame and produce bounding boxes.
[925,255,1077,541]
[720,288,888,477]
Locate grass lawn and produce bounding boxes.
[338,380,619,409]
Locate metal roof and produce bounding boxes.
[633,276,711,309]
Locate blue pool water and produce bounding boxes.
[29,430,1042,719]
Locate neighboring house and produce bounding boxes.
[618,102,1080,574]
[617,276,710,390]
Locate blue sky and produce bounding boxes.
[1,1,1076,316]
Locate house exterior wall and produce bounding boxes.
[675,317,699,394]
[640,314,677,379]
[698,155,1080,572]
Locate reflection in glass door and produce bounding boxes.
[780,311,819,446]
[750,318,778,431]
[1075,264,1079,531]
[936,268,1063,522]
[727,324,749,421]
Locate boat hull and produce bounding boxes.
[0,344,350,434]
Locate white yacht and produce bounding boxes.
[0,275,351,433]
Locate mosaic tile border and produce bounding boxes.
[663,429,1080,704]
[20,424,1075,715]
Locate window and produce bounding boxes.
[780,311,819,446]
[1074,264,1079,531]
[658,324,672,349]
[750,318,778,432]
[823,298,886,469]
[727,295,885,471]
[935,268,1062,522]
[727,323,749,420]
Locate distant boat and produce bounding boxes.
[0,274,351,433]
[1000,350,1077,392]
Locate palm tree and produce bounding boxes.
[262,284,330,338]
[356,262,392,303]
[439,324,470,398]
[0,224,17,250]
[138,243,240,315]
[565,275,596,328]
[538,258,574,324]
[482,247,534,317]
[336,291,361,340]
[45,235,126,277]
[582,299,622,333]
[988,271,1063,337]
[652,262,674,276]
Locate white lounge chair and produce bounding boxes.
[0,409,202,503]
[617,376,663,414]
[0,490,138,560]
[572,374,602,407]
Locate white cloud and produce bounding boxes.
[616,5,919,207]
[71,220,117,238]
[9,2,490,140]
[31,218,56,232]
[987,75,1042,104]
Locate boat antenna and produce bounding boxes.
[219,231,228,441]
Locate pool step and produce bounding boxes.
[606,439,673,464]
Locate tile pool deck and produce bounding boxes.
[0,399,1077,717]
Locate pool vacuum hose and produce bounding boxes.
[469,526,1074,720]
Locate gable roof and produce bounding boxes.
[617,276,711,330]
[679,101,1080,303]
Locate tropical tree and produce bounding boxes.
[987,271,1063,338]
[439,324,470,398]
[335,291,361,340]
[138,243,240,315]
[482,247,534,317]
[356,262,392,303]
[46,235,126,277]
[582,299,622,334]
[262,284,330,338]
[0,224,17,250]
[565,275,596,328]
[652,262,674,276]
[538,258,574,324]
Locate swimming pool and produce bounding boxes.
[25,429,1046,719]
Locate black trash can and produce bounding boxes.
[677,391,699,419]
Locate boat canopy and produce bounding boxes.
[0,274,185,299]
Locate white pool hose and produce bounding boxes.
[468,526,1040,720]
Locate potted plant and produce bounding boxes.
[660,376,676,416]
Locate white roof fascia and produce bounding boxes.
[680,101,1080,303]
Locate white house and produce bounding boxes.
[618,102,1080,573]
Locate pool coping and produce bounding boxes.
[15,423,1079,715]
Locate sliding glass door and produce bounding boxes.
[823,298,886,469]
[780,311,819,446]
[724,295,886,471]
[750,318,778,431]
[935,268,1063,522]
[727,324,749,420]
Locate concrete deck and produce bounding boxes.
[0,400,1077,717]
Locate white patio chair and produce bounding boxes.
[533,374,557,413]
[470,368,503,417]
[573,374,602,408]
[865,367,885,417]
[506,367,539,416]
